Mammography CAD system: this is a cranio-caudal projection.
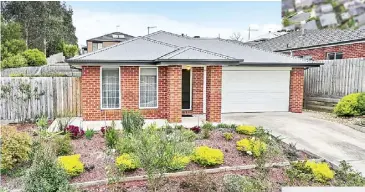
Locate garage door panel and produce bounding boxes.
[222,68,290,113]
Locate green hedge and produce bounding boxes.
[22,49,47,66]
[1,54,27,68]
[334,93,365,116]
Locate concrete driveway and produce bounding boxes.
[221,112,365,175]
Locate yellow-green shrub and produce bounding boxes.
[305,160,334,183]
[236,138,267,157]
[58,154,84,177]
[223,132,233,141]
[115,153,140,171]
[168,155,190,171]
[192,146,224,166]
[1,126,32,171]
[334,93,363,116]
[236,125,256,135]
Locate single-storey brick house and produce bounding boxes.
[68,31,322,123]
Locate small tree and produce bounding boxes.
[230,32,244,42]
[62,43,78,58]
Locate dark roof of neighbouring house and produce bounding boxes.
[68,31,322,67]
[87,32,135,42]
[247,29,365,52]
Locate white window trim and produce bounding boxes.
[100,67,121,110]
[139,67,159,109]
[326,52,343,60]
[182,68,192,111]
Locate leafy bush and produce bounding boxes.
[36,115,48,130]
[53,134,73,156]
[236,138,267,157]
[168,155,190,171]
[1,126,32,171]
[181,129,197,142]
[85,128,95,140]
[62,43,78,58]
[1,39,27,60]
[190,126,201,133]
[334,160,365,186]
[192,146,224,167]
[1,54,27,68]
[223,174,267,192]
[334,93,364,116]
[24,144,74,192]
[22,49,47,66]
[100,125,111,135]
[58,154,84,177]
[236,125,256,135]
[179,171,218,192]
[202,122,215,130]
[65,125,84,139]
[105,121,119,149]
[122,110,145,133]
[116,133,136,154]
[223,132,233,141]
[202,128,210,139]
[115,153,140,172]
[305,160,334,183]
[9,73,25,77]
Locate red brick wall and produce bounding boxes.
[167,66,182,122]
[192,67,204,114]
[290,42,365,60]
[289,68,304,113]
[206,66,222,122]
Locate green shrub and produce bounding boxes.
[334,160,365,186]
[202,121,215,130]
[116,133,136,154]
[192,146,224,167]
[22,49,47,66]
[53,134,73,156]
[1,126,32,171]
[36,115,48,130]
[223,132,233,141]
[105,121,119,149]
[357,93,365,115]
[181,129,197,142]
[24,144,74,192]
[236,125,256,135]
[287,160,334,184]
[305,160,334,183]
[58,154,84,177]
[1,39,27,60]
[115,153,140,172]
[122,110,144,133]
[334,93,363,116]
[223,174,267,192]
[85,128,95,140]
[168,155,190,171]
[236,138,267,157]
[62,44,79,58]
[9,73,25,77]
[202,128,210,139]
[1,54,27,68]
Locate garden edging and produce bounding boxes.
[71,158,324,189]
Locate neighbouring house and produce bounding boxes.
[246,29,365,60]
[67,31,322,123]
[319,13,338,27]
[86,32,134,53]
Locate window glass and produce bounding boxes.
[101,68,120,109]
[140,68,157,108]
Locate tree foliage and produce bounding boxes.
[22,49,47,66]
[1,1,78,57]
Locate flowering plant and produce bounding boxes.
[101,126,111,135]
[65,125,84,139]
[190,126,201,133]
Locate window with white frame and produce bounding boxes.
[140,68,158,108]
[92,42,103,51]
[326,52,343,60]
[101,68,120,109]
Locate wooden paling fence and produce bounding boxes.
[304,58,365,98]
[0,77,81,122]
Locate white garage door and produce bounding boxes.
[222,67,291,113]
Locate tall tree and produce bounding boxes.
[230,32,244,42]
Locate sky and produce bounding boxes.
[67,1,282,46]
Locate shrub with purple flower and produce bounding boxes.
[101,126,112,135]
[190,126,201,133]
[65,125,84,139]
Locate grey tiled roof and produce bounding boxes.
[69,31,316,64]
[87,32,134,42]
[250,29,365,52]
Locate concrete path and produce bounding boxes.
[221,112,365,175]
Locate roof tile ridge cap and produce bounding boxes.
[70,37,143,60]
[218,38,312,63]
[157,47,189,59]
[160,31,219,40]
[143,37,180,48]
[185,46,236,59]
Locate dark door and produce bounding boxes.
[182,69,191,110]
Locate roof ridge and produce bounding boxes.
[69,37,144,60]
[159,46,236,60]
[185,46,236,59]
[142,37,180,48]
[218,38,312,63]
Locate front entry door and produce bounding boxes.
[182,69,191,110]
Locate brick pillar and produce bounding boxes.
[121,66,139,110]
[192,67,204,114]
[289,68,304,113]
[206,66,222,122]
[167,65,182,122]
[81,66,101,121]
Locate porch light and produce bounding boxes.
[186,65,191,70]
